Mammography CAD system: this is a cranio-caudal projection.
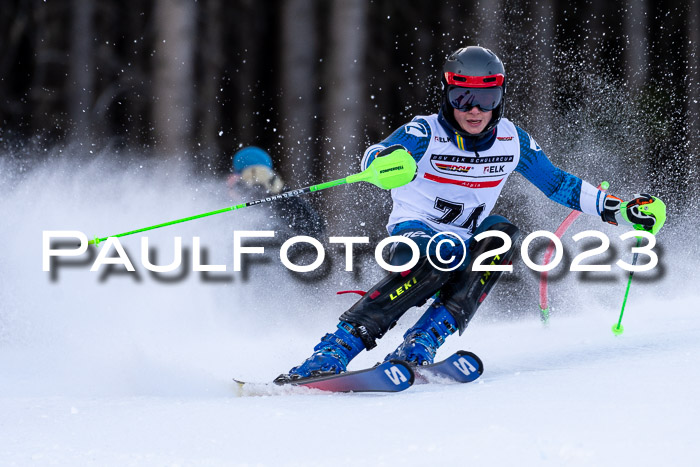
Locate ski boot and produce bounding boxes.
[384,303,457,366]
[274,321,365,384]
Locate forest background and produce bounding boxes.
[1,0,697,235]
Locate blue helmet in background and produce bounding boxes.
[230,146,284,194]
[232,146,273,173]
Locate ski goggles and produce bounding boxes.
[447,86,503,112]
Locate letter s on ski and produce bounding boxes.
[384,366,408,385]
[453,357,477,376]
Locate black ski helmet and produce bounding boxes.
[438,46,507,140]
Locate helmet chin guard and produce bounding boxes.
[438,46,507,141]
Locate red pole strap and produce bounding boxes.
[539,183,608,313]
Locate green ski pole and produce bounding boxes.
[88,149,417,246]
[611,236,643,336]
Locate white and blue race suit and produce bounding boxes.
[362,114,607,265]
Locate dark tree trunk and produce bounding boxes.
[280,0,318,187]
[152,0,196,158]
[623,0,650,91]
[68,0,94,141]
[198,0,225,169]
[321,0,368,234]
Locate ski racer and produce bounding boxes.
[275,46,667,382]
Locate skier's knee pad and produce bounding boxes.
[441,217,520,333]
[339,256,451,349]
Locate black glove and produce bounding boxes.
[601,195,623,226]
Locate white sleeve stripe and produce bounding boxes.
[579,180,603,216]
[361,144,387,171]
[596,190,604,215]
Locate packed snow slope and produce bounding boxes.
[1,155,698,466]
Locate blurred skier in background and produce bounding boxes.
[227,146,324,238]
[276,46,667,383]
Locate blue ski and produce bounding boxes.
[235,360,414,395]
[413,350,483,384]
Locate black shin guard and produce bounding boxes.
[339,256,451,349]
[441,221,520,333]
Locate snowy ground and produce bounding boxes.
[2,302,699,467]
[1,156,699,466]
